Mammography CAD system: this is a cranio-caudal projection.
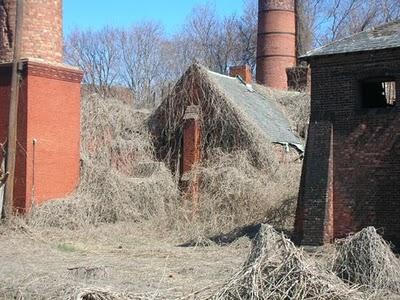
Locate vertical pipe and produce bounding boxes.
[3,0,23,218]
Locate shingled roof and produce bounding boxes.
[205,69,304,151]
[302,21,400,59]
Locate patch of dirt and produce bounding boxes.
[0,222,250,299]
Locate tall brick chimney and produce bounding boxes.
[256,0,296,90]
[0,0,63,63]
[0,0,83,212]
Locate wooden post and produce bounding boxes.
[3,0,24,218]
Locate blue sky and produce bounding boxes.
[63,0,245,36]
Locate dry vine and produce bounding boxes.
[332,226,400,295]
[27,94,179,229]
[148,63,293,174]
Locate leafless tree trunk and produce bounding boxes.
[65,27,120,97]
[119,22,165,106]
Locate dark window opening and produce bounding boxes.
[362,78,396,108]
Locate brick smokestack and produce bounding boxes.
[256,0,296,90]
[0,0,63,63]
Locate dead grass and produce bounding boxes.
[0,89,310,298]
[23,91,302,240]
[0,222,249,299]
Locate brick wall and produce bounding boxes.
[0,61,82,211]
[296,49,400,246]
[0,0,63,63]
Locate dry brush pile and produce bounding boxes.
[174,150,301,237]
[212,224,363,300]
[332,227,400,295]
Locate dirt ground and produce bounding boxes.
[0,222,250,299]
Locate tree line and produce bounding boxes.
[64,0,400,107]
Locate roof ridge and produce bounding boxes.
[301,21,400,59]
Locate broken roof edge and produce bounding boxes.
[300,20,400,60]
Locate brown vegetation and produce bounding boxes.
[332,227,400,295]
[213,225,363,300]
[27,94,179,230]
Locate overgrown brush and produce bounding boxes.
[26,93,300,234]
[213,224,362,300]
[273,89,310,138]
[28,95,179,229]
[174,150,301,237]
[332,227,400,295]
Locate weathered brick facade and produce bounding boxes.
[0,0,63,63]
[0,61,82,211]
[0,0,83,211]
[256,0,296,89]
[295,48,400,247]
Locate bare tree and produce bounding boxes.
[65,27,120,96]
[299,0,400,46]
[234,0,258,70]
[119,22,165,105]
[178,3,246,74]
[63,0,400,107]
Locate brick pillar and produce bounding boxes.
[0,0,63,64]
[0,0,83,212]
[180,105,201,207]
[294,121,334,245]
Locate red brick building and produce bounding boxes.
[295,22,400,247]
[0,0,83,212]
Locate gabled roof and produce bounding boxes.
[302,21,400,59]
[204,68,304,152]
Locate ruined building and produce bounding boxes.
[149,0,310,199]
[0,0,83,211]
[295,22,400,247]
[149,64,304,173]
